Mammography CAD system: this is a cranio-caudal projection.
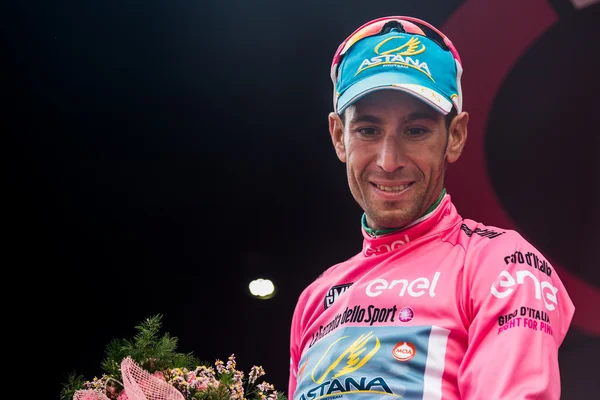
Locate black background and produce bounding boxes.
[6,0,599,398]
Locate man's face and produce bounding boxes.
[329,90,468,230]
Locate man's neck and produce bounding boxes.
[362,188,447,237]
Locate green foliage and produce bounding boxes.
[63,314,199,397]
[192,384,232,400]
[100,314,200,375]
[101,338,128,378]
[276,392,288,400]
[60,372,86,400]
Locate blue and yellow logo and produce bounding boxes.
[355,36,434,82]
[312,331,380,383]
[298,331,401,400]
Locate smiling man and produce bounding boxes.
[332,90,466,232]
[289,16,575,400]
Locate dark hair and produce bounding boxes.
[444,107,457,131]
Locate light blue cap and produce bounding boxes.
[335,28,462,115]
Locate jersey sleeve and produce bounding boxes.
[288,315,299,399]
[458,230,575,399]
[288,288,307,400]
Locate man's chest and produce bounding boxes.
[303,243,468,352]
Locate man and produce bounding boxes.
[288,16,575,400]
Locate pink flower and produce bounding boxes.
[117,391,129,400]
[187,372,197,384]
[74,389,111,400]
[153,371,166,381]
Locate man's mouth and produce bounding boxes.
[373,182,413,193]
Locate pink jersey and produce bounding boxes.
[289,194,574,400]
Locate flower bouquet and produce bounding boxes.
[61,315,287,400]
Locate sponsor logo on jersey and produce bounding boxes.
[490,269,559,311]
[496,312,554,336]
[498,306,550,327]
[364,234,411,256]
[324,283,353,310]
[460,223,505,239]
[298,332,397,400]
[398,307,414,322]
[392,341,416,361]
[503,250,552,277]
[309,305,399,347]
[366,272,441,298]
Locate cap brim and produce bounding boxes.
[337,71,453,115]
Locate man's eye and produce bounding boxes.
[405,127,428,136]
[357,127,378,136]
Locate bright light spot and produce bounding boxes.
[249,278,275,299]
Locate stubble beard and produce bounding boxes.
[348,171,428,230]
[363,185,428,230]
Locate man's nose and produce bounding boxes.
[377,135,407,172]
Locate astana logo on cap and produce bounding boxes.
[355,36,434,82]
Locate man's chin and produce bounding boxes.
[368,209,416,230]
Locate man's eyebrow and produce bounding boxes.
[348,112,439,125]
[348,114,385,125]
[403,112,439,123]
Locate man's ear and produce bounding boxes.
[446,111,469,164]
[329,112,347,163]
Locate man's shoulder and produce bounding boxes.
[455,218,558,283]
[295,252,362,300]
[451,217,528,252]
[448,217,551,272]
[313,252,363,282]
